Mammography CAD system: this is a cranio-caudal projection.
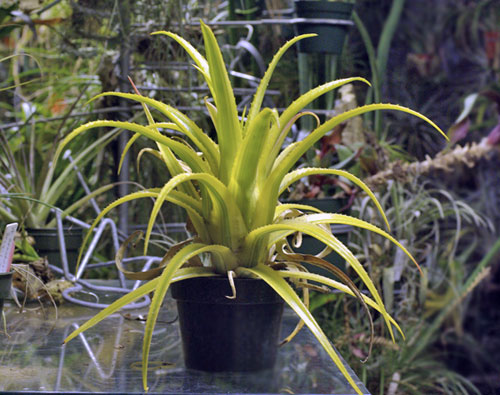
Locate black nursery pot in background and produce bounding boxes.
[0,271,13,315]
[27,227,83,273]
[294,0,354,54]
[171,276,284,372]
[286,198,351,274]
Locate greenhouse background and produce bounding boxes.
[1,1,500,394]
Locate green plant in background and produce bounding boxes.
[313,179,492,394]
[452,0,500,74]
[0,112,119,229]
[0,8,122,230]
[0,67,124,230]
[55,22,446,393]
[297,51,340,130]
[285,125,360,200]
[447,84,500,147]
[348,0,500,161]
[352,0,406,140]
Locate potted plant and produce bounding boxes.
[56,22,446,394]
[294,0,355,55]
[0,123,119,271]
[0,44,121,272]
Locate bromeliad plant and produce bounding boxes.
[56,22,447,394]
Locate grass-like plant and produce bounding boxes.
[0,53,119,229]
[56,22,447,394]
[0,125,118,228]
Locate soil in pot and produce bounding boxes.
[171,276,284,372]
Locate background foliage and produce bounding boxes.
[1,0,500,393]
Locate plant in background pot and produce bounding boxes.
[56,22,446,394]
[294,0,356,132]
[0,44,122,272]
[0,122,119,271]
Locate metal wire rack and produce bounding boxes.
[44,151,169,310]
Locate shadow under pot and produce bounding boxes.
[294,0,354,54]
[171,276,284,372]
[0,271,13,315]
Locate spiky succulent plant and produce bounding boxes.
[57,22,447,394]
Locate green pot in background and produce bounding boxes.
[294,0,354,54]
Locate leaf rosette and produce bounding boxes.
[56,22,447,394]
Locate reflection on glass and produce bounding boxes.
[0,298,368,394]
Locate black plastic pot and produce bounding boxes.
[0,271,13,315]
[294,1,354,54]
[27,227,83,273]
[171,276,284,372]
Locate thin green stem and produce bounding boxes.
[376,0,406,87]
[352,11,381,135]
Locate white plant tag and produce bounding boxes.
[0,223,18,273]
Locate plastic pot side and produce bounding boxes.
[171,276,284,372]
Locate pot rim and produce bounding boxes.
[171,275,284,305]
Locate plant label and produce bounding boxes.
[0,223,17,273]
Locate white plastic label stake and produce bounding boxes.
[0,223,18,273]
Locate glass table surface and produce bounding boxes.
[0,286,369,394]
